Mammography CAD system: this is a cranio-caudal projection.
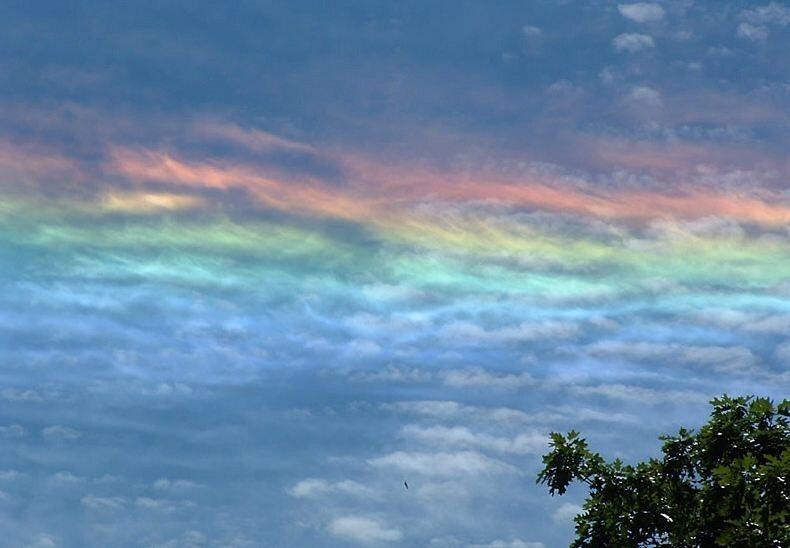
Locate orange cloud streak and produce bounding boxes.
[341,156,790,226]
[109,146,790,227]
[109,147,379,221]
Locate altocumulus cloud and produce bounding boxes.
[627,86,663,107]
[41,426,81,441]
[287,478,377,499]
[469,540,547,548]
[440,367,535,389]
[570,384,707,405]
[328,516,403,544]
[612,33,655,52]
[382,400,537,425]
[369,451,519,476]
[0,425,26,438]
[23,534,57,548]
[737,23,769,42]
[586,341,759,373]
[552,502,584,525]
[80,495,125,511]
[618,3,665,23]
[401,425,547,455]
[736,3,790,42]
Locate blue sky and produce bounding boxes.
[0,1,788,547]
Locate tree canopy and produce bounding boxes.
[537,395,790,547]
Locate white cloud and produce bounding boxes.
[570,383,706,404]
[560,406,638,424]
[145,530,209,548]
[154,382,192,396]
[441,367,534,389]
[428,536,464,547]
[685,309,790,335]
[135,497,176,511]
[618,3,665,23]
[288,478,376,499]
[360,283,425,303]
[743,314,790,335]
[1,388,43,402]
[707,45,734,56]
[649,217,745,240]
[52,471,82,484]
[369,451,518,476]
[383,400,537,424]
[401,425,546,455]
[288,478,331,498]
[152,478,199,490]
[470,540,546,548]
[344,312,430,335]
[612,33,655,52]
[349,366,432,383]
[586,341,758,372]
[439,320,580,344]
[41,425,82,441]
[413,479,474,504]
[24,534,57,548]
[740,3,790,26]
[0,469,25,481]
[344,339,382,359]
[627,86,663,107]
[681,346,758,372]
[737,22,769,42]
[192,121,316,156]
[135,497,194,513]
[546,80,576,95]
[386,399,637,425]
[182,531,208,546]
[774,342,790,364]
[0,424,26,438]
[328,516,403,544]
[81,495,126,511]
[522,25,542,38]
[598,66,618,85]
[552,502,583,524]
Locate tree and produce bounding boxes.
[537,395,790,547]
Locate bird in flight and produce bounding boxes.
[404,481,409,490]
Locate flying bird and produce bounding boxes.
[404,481,409,490]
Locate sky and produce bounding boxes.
[0,1,788,546]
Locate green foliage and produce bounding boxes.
[537,395,790,547]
